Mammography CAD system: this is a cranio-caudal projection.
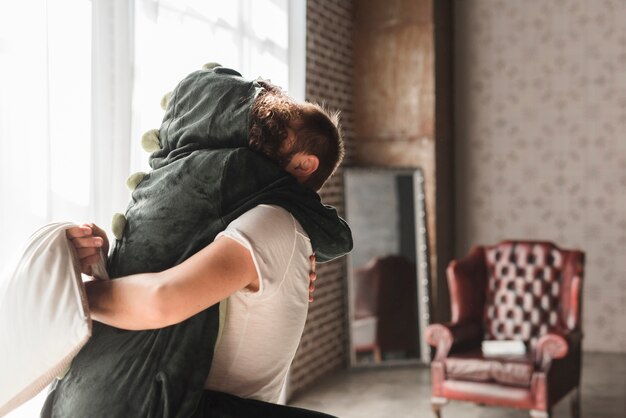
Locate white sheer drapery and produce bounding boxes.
[1,0,302,416]
[0,0,297,268]
[0,1,100,415]
[0,0,94,265]
[130,0,292,172]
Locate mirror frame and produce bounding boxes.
[344,167,431,368]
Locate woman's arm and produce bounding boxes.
[84,235,258,330]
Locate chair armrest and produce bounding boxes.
[425,321,482,361]
[535,329,582,370]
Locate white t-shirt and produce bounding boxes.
[204,204,312,402]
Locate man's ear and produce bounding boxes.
[285,153,319,183]
[295,154,319,176]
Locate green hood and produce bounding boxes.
[150,67,262,168]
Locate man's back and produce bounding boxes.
[206,204,312,402]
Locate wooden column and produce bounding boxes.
[353,0,453,323]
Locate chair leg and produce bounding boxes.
[431,397,447,418]
[431,404,441,418]
[373,346,382,363]
[529,410,551,418]
[570,386,581,418]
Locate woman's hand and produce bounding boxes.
[66,223,110,276]
[309,253,317,303]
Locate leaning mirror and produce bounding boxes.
[345,168,430,367]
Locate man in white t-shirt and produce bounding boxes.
[205,204,313,402]
[65,106,346,416]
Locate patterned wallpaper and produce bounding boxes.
[454,0,626,352]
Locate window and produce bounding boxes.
[0,0,92,264]
[131,0,293,172]
[0,1,304,416]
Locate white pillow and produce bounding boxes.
[0,222,107,417]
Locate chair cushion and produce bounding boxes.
[444,349,535,388]
[0,223,103,416]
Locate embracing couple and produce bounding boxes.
[40,64,352,417]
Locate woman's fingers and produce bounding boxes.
[86,223,110,255]
[308,253,316,303]
[80,253,102,269]
[76,247,99,260]
[66,224,106,276]
[71,236,104,249]
[66,225,92,240]
[66,225,102,248]
[76,246,103,276]
[67,225,104,247]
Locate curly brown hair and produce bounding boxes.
[249,81,344,191]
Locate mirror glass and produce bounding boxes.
[345,168,430,367]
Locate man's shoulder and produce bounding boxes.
[222,205,311,295]
[229,205,300,237]
[225,205,310,254]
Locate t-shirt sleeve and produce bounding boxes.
[216,205,308,299]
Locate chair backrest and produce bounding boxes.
[482,241,584,349]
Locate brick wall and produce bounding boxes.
[287,0,355,398]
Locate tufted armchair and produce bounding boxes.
[425,241,585,418]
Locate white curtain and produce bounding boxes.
[0,0,297,264]
[130,0,292,172]
[1,0,302,416]
[0,2,96,414]
[0,0,95,267]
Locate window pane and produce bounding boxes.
[0,0,91,270]
[0,8,91,418]
[131,0,289,172]
[251,0,288,49]
[0,0,48,228]
[48,0,92,209]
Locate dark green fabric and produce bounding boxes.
[151,67,261,169]
[43,67,352,417]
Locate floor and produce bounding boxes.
[288,352,626,418]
